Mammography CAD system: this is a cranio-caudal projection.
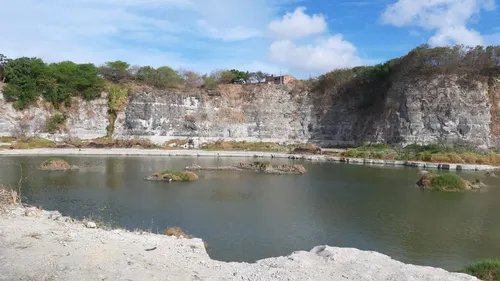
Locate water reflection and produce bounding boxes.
[0,156,499,270]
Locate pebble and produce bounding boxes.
[85,221,97,229]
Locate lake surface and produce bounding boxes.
[1,155,500,270]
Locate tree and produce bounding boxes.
[0,54,8,82]
[219,69,249,83]
[178,68,203,88]
[99,60,130,82]
[136,65,182,89]
[249,71,269,83]
[3,57,46,109]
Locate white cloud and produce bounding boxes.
[268,7,327,39]
[381,0,496,46]
[269,36,363,73]
[198,20,261,42]
[0,0,288,72]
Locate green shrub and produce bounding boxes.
[461,259,500,280]
[3,57,104,109]
[45,112,67,134]
[418,173,467,192]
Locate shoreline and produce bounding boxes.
[0,148,498,171]
[0,205,479,281]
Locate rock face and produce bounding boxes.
[0,93,108,140]
[113,84,314,145]
[1,76,499,148]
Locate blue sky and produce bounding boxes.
[1,0,499,78]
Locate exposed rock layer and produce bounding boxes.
[1,77,499,148]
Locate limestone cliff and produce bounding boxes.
[0,76,498,148]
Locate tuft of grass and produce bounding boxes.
[164,226,193,238]
[154,170,199,182]
[0,136,15,142]
[337,144,500,166]
[6,138,57,149]
[461,259,500,281]
[417,173,467,192]
[40,158,72,170]
[201,141,288,152]
[45,112,67,134]
[0,184,18,208]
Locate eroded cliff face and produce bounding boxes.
[0,92,108,140]
[0,76,498,148]
[113,84,314,145]
[308,75,492,147]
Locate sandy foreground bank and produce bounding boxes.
[0,207,478,281]
[0,148,498,171]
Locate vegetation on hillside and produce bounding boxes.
[1,44,499,111]
[313,44,500,111]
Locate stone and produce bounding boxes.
[24,208,42,217]
[85,221,97,229]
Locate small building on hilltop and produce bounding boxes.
[265,74,296,84]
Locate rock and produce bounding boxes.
[485,171,498,177]
[144,171,199,182]
[85,221,97,228]
[24,208,42,217]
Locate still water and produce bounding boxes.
[1,155,499,270]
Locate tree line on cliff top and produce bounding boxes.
[1,44,499,110]
[0,57,271,110]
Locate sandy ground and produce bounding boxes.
[0,206,479,281]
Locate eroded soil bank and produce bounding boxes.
[0,206,478,281]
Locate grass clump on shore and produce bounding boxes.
[339,144,500,166]
[40,157,73,171]
[0,184,17,208]
[0,138,56,149]
[152,170,199,182]
[201,141,288,152]
[461,259,500,281]
[163,226,193,238]
[417,173,468,192]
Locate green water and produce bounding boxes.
[1,155,499,270]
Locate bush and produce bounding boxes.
[164,227,192,238]
[40,157,72,170]
[417,173,467,192]
[461,259,500,281]
[136,66,182,89]
[3,57,103,109]
[45,112,67,134]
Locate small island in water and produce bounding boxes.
[40,158,78,171]
[186,161,307,175]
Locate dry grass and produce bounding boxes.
[201,141,288,152]
[165,139,189,147]
[0,184,18,209]
[163,226,193,238]
[40,158,72,171]
[216,108,247,124]
[153,170,199,182]
[0,136,15,142]
[1,138,57,149]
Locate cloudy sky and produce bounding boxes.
[1,0,499,77]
